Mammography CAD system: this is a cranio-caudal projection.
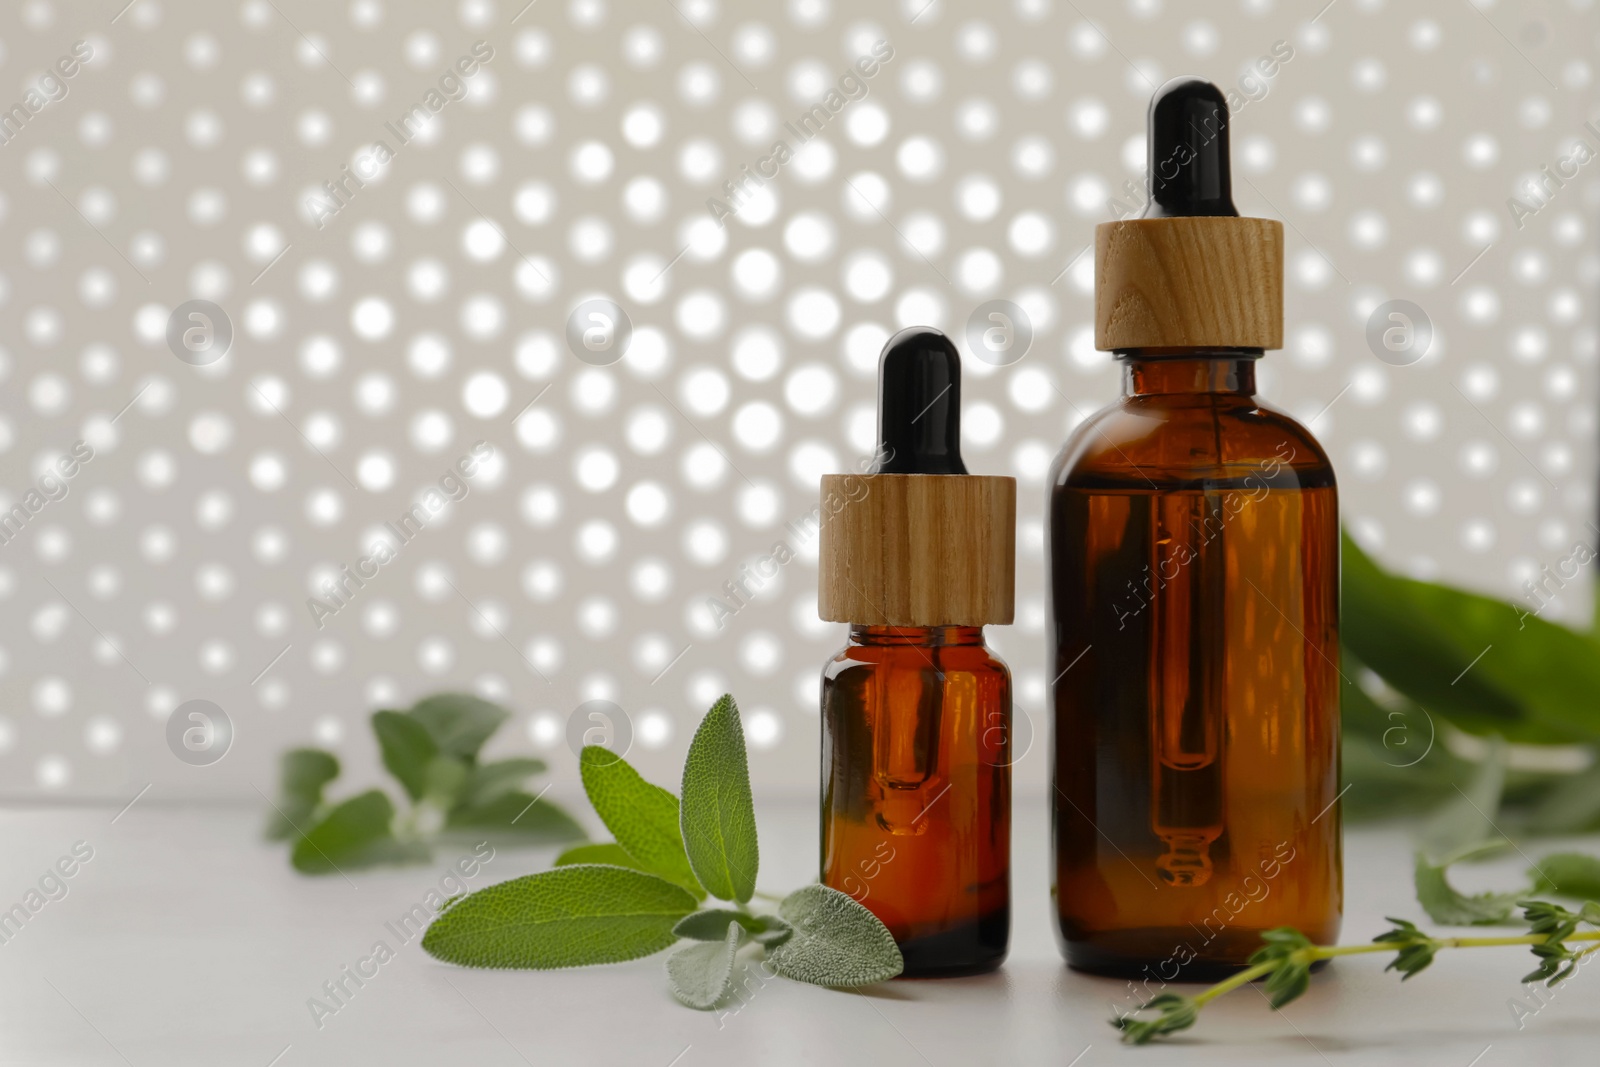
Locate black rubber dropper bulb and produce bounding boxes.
[870,326,967,475]
[1145,77,1238,219]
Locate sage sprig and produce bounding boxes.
[265,692,583,873]
[1122,753,1600,1046]
[420,694,904,1008]
[1115,900,1600,1045]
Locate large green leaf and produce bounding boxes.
[554,843,642,869]
[1338,644,1594,830]
[1339,665,1398,744]
[420,865,697,969]
[264,748,339,841]
[407,693,511,761]
[1342,531,1600,744]
[290,790,430,874]
[372,710,440,801]
[579,746,703,898]
[679,695,759,902]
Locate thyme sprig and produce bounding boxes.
[1115,900,1600,1045]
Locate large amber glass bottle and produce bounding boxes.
[1049,351,1341,978]
[1049,79,1341,979]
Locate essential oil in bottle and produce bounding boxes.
[818,326,1017,977]
[1048,78,1342,980]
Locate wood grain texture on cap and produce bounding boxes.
[818,473,1015,627]
[1095,217,1283,351]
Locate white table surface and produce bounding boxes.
[1,794,1596,1067]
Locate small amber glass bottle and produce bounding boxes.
[818,327,1017,977]
[821,625,1011,976]
[1049,80,1342,980]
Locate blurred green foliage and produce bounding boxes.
[1342,531,1600,834]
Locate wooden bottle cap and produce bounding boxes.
[1095,216,1283,351]
[818,473,1015,627]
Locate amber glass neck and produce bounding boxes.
[849,625,985,647]
[1117,349,1261,398]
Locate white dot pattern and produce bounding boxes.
[0,1,1595,796]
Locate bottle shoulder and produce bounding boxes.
[1049,392,1336,492]
[822,640,1012,679]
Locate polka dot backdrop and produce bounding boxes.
[0,0,1595,797]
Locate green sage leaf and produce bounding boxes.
[408,692,510,762]
[1524,770,1600,835]
[420,864,697,969]
[372,710,440,801]
[1530,852,1600,900]
[666,921,743,1009]
[554,843,642,869]
[679,694,759,902]
[750,919,794,946]
[579,746,703,898]
[1339,661,1479,820]
[1413,848,1523,926]
[445,790,585,844]
[290,790,430,875]
[459,758,548,809]
[424,756,470,810]
[765,884,902,987]
[672,908,791,946]
[264,748,339,841]
[1418,737,1507,861]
